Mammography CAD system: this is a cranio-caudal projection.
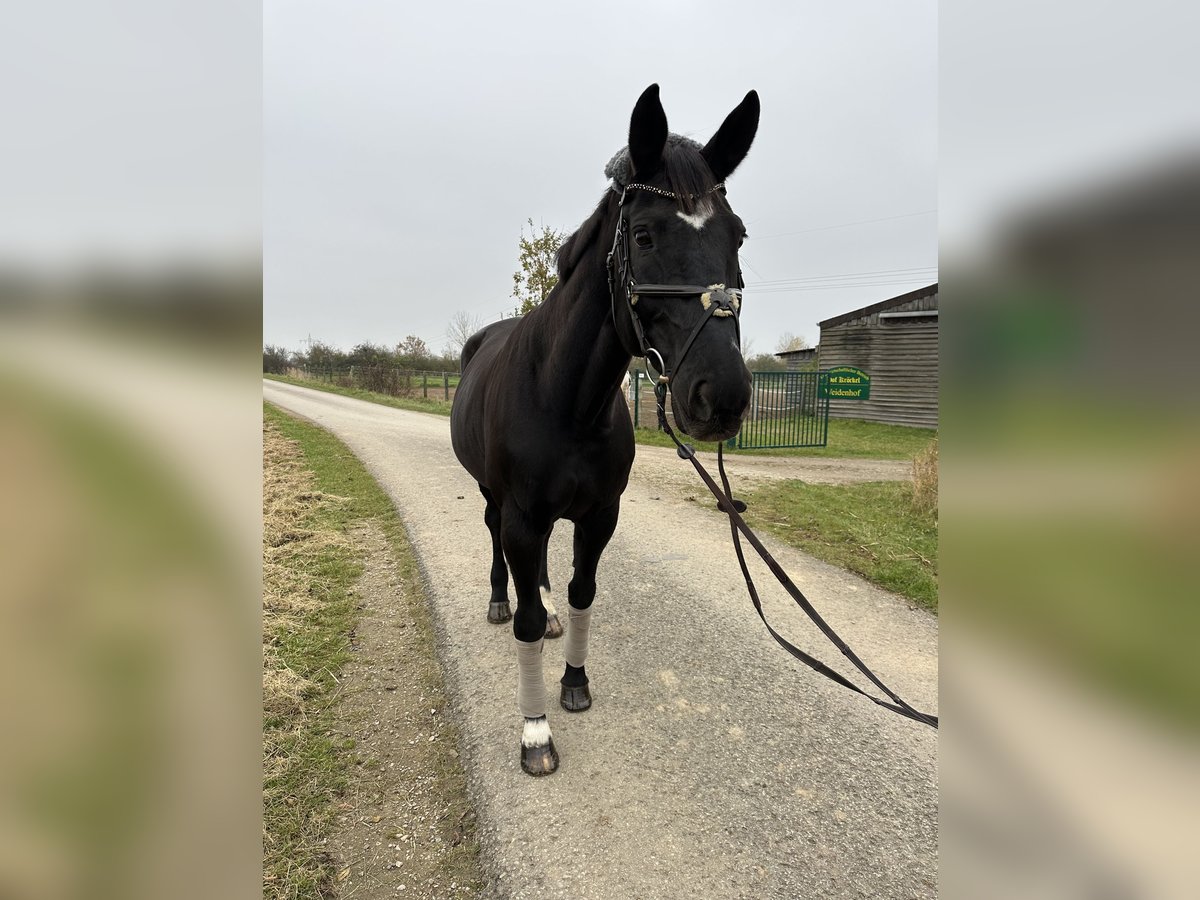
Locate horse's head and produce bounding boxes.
[608,84,759,442]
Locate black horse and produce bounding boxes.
[451,84,759,775]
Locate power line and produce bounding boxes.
[746,265,937,288]
[751,209,937,241]
[749,278,935,295]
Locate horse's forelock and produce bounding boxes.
[605,134,717,216]
[662,142,718,215]
[556,141,721,283]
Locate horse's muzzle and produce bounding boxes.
[686,414,747,443]
[678,380,750,442]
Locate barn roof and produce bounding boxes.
[818,282,938,329]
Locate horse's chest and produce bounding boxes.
[506,436,632,520]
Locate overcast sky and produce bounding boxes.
[263,1,937,358]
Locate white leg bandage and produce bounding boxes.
[564,606,593,668]
[515,636,547,719]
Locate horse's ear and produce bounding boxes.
[702,90,760,182]
[628,84,668,177]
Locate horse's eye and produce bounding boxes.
[634,229,652,248]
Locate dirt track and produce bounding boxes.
[264,380,938,900]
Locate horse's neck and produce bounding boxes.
[540,278,630,426]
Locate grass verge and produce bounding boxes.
[265,373,453,417]
[734,479,938,612]
[262,402,481,898]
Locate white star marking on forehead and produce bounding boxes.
[675,198,714,231]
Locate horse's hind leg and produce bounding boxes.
[480,485,511,624]
[560,501,620,713]
[539,528,564,639]
[501,504,558,775]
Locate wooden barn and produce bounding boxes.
[774,346,819,370]
[817,283,938,428]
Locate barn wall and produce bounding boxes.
[818,292,938,428]
[782,349,817,371]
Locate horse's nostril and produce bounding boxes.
[691,381,715,420]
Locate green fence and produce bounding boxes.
[629,370,829,449]
[733,371,829,448]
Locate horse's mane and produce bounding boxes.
[554,136,719,285]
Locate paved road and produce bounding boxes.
[264,381,938,900]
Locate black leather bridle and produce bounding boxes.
[606,183,744,386]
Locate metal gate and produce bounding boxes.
[628,370,829,449]
[733,371,829,448]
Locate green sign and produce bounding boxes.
[820,366,870,400]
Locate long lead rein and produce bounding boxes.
[609,180,936,729]
[653,381,939,730]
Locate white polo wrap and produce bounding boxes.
[564,606,593,668]
[515,636,547,718]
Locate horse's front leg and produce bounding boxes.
[560,501,620,712]
[501,504,558,776]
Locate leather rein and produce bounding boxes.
[606,181,939,731]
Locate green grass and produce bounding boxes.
[265,373,453,416]
[632,416,937,459]
[262,402,482,898]
[265,372,935,461]
[733,479,938,611]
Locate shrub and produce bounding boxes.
[359,365,412,396]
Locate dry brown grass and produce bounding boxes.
[911,437,939,518]
[262,423,349,720]
[262,406,484,897]
[263,420,356,898]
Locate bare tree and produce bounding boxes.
[446,310,484,356]
[263,344,290,374]
[395,334,431,367]
[774,331,810,353]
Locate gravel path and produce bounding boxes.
[264,380,938,900]
[631,444,911,502]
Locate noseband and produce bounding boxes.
[606,183,744,386]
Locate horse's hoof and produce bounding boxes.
[520,738,559,776]
[560,682,592,712]
[487,601,512,624]
[544,613,563,640]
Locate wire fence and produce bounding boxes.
[285,365,460,402]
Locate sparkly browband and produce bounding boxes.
[622,182,726,200]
